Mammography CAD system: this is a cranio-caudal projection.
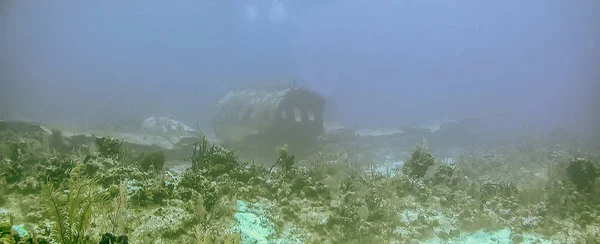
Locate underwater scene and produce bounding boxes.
[1,0,599,243]
[0,114,599,244]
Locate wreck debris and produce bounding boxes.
[212,87,326,147]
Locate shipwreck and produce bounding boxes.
[211,87,326,149]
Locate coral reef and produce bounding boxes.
[0,127,598,243]
[138,151,166,173]
[566,157,598,193]
[403,140,435,178]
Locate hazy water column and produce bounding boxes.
[230,0,295,79]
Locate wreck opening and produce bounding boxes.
[212,87,326,151]
[267,88,325,147]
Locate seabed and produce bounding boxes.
[0,119,599,244]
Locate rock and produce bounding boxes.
[139,151,166,172]
[0,120,51,134]
[404,142,435,178]
[100,232,128,244]
[566,157,598,192]
[0,209,13,235]
[141,116,196,138]
[69,133,175,150]
[0,222,10,234]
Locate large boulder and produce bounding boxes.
[141,116,197,138]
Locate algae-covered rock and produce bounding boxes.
[100,232,128,244]
[0,209,16,244]
[139,151,166,173]
[95,136,125,159]
[0,222,10,234]
[566,157,598,192]
[403,141,435,178]
[432,163,462,187]
[0,210,13,230]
